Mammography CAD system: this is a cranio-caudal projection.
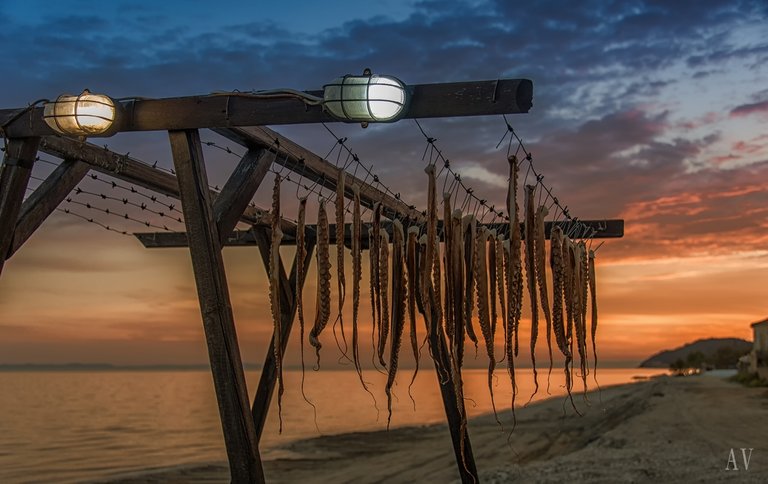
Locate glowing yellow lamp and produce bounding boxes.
[323,73,408,123]
[43,90,119,136]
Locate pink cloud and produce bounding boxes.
[730,100,768,117]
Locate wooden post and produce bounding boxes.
[251,226,315,439]
[168,129,264,483]
[415,242,478,483]
[428,303,479,483]
[7,158,89,259]
[0,137,39,275]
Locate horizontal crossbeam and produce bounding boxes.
[134,219,624,248]
[1,79,533,137]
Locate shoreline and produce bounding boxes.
[97,372,768,483]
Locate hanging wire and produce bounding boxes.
[497,115,597,242]
[414,119,507,224]
[69,185,184,223]
[62,197,179,232]
[320,123,419,224]
[27,171,183,223]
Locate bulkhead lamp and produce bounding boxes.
[323,72,408,123]
[43,90,120,137]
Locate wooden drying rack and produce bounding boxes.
[0,78,623,483]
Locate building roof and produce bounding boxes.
[751,318,768,328]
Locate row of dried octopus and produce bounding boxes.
[267,154,599,437]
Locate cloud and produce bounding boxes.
[730,100,768,118]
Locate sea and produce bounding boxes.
[0,367,667,483]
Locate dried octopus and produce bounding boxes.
[422,164,438,325]
[494,233,507,364]
[378,229,391,368]
[463,215,479,353]
[350,187,371,395]
[550,227,576,411]
[309,200,332,369]
[295,197,315,410]
[451,209,466,368]
[385,220,407,429]
[576,241,589,395]
[443,193,455,350]
[334,170,349,359]
[268,175,285,431]
[369,203,383,369]
[524,184,540,398]
[475,227,500,424]
[505,155,522,424]
[449,208,471,471]
[588,249,598,384]
[488,230,498,346]
[534,204,553,391]
[406,226,421,403]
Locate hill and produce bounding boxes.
[639,338,752,369]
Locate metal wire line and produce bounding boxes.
[497,115,600,242]
[414,119,508,222]
[63,197,179,232]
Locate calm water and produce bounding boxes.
[0,367,666,483]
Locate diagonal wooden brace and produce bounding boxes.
[251,225,315,440]
[7,158,89,260]
[0,137,40,275]
[213,148,272,246]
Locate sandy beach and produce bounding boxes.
[104,374,768,483]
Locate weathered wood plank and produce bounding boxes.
[429,300,479,483]
[216,126,426,223]
[7,158,89,259]
[213,149,270,245]
[168,129,264,483]
[134,219,625,249]
[37,135,296,235]
[0,137,40,274]
[250,227,316,440]
[1,79,533,137]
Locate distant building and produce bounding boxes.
[750,318,768,379]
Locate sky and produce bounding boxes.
[0,0,767,368]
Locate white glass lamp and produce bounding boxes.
[323,71,408,123]
[43,90,120,136]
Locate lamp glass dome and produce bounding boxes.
[324,75,407,122]
[43,90,116,136]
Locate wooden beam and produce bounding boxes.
[37,135,297,235]
[216,126,425,223]
[134,219,625,248]
[414,244,478,483]
[213,149,270,245]
[0,137,40,275]
[250,227,316,440]
[429,301,479,483]
[7,158,89,259]
[1,79,533,137]
[168,129,264,483]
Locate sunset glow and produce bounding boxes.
[1,0,766,369]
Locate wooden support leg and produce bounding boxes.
[429,307,479,483]
[168,129,264,483]
[7,158,89,259]
[251,226,315,439]
[0,137,40,275]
